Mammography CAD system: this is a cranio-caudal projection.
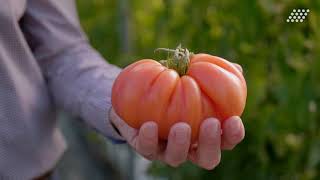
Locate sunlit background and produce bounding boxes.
[57,0,320,179]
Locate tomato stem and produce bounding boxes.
[155,45,193,76]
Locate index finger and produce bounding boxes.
[109,107,138,141]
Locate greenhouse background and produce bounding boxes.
[56,0,320,179]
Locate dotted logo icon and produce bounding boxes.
[287,9,310,22]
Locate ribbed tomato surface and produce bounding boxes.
[112,54,247,141]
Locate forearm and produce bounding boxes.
[21,0,125,142]
[40,41,124,142]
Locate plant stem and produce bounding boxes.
[155,45,192,76]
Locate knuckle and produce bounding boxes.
[138,137,157,150]
[203,164,216,170]
[204,139,219,147]
[167,160,182,168]
[230,131,244,144]
[239,130,245,141]
[222,142,236,150]
[165,156,185,168]
[224,145,235,150]
[200,155,221,170]
[142,139,156,148]
[136,144,157,160]
[213,155,221,166]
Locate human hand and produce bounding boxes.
[109,108,245,170]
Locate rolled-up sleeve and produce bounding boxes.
[20,0,125,143]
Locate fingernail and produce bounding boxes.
[174,124,190,145]
[142,122,157,139]
[205,119,220,138]
[230,117,241,137]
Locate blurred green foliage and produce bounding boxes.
[77,0,320,179]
